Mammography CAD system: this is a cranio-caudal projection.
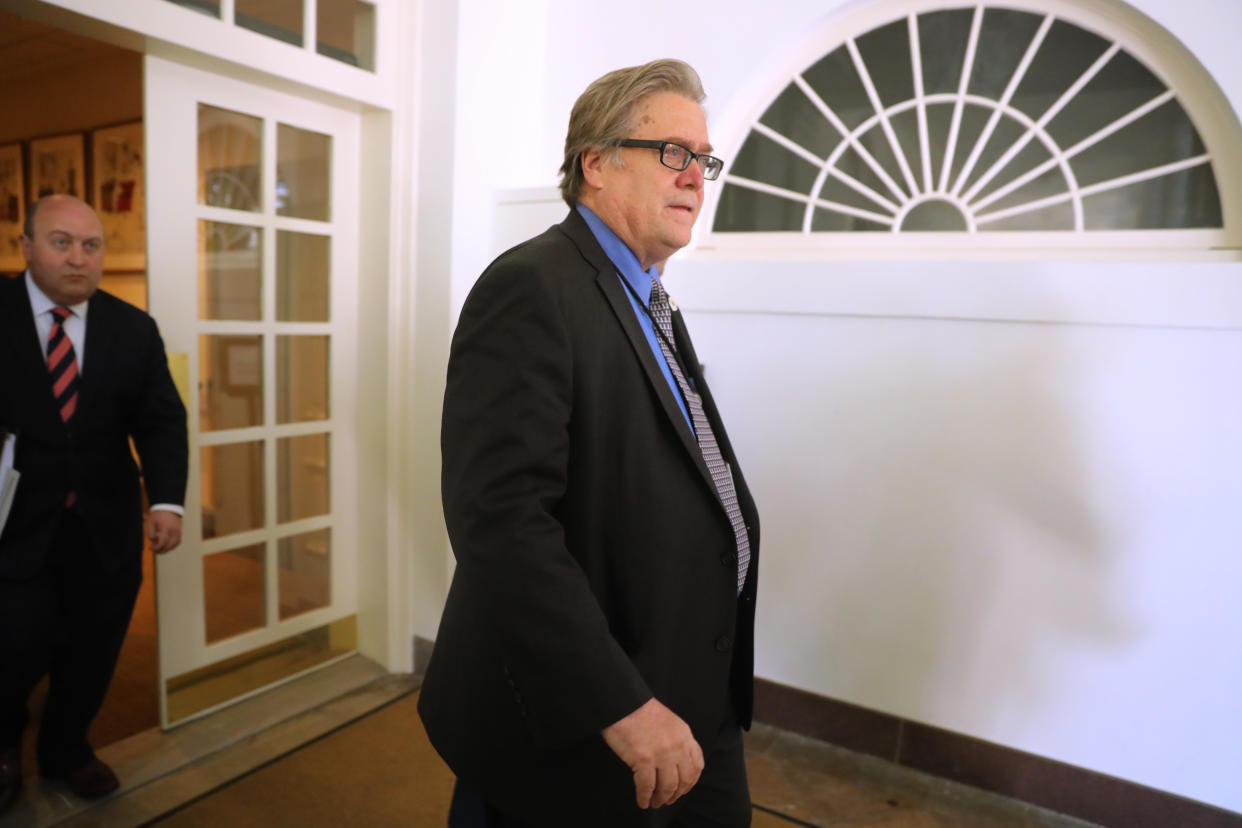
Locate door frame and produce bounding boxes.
[146,53,365,726]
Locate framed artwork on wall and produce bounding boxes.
[91,121,146,270]
[0,143,24,274]
[28,133,85,203]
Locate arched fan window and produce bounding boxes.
[712,4,1226,236]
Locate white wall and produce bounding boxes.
[676,260,1242,811]
[424,0,1242,813]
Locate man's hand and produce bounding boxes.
[148,510,182,554]
[601,698,703,810]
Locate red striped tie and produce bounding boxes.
[48,307,80,507]
[47,306,80,424]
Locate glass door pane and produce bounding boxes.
[201,441,265,539]
[235,0,304,46]
[276,231,330,320]
[278,528,332,620]
[204,544,267,642]
[277,433,330,522]
[200,221,263,320]
[162,0,221,18]
[277,123,331,220]
[277,335,330,423]
[199,104,262,212]
[199,334,264,430]
[317,0,376,70]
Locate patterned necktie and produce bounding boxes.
[47,306,80,425]
[648,279,750,592]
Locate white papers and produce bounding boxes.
[0,431,19,535]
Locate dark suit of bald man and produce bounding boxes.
[0,272,187,780]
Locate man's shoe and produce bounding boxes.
[0,747,20,814]
[45,758,119,799]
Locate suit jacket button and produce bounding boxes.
[715,635,732,653]
[720,552,735,567]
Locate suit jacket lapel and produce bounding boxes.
[672,306,754,517]
[0,276,63,428]
[559,213,716,492]
[79,290,117,418]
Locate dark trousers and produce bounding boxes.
[450,708,751,828]
[0,510,141,774]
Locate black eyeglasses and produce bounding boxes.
[617,140,724,180]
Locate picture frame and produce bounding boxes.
[0,143,24,274]
[91,121,146,270]
[28,133,85,204]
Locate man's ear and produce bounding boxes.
[18,234,31,262]
[580,147,607,191]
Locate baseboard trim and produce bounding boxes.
[409,636,1236,826]
[413,635,435,678]
[753,678,1241,828]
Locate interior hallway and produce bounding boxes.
[147,692,1094,827]
[5,662,1093,828]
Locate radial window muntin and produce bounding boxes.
[707,0,1235,248]
[748,91,1091,233]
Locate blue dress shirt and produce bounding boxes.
[576,204,692,430]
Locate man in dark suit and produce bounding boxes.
[0,195,187,813]
[418,60,759,827]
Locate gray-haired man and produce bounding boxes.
[419,59,759,828]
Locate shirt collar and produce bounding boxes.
[576,203,660,307]
[24,270,90,320]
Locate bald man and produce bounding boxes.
[0,195,187,812]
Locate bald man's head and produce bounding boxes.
[21,195,105,306]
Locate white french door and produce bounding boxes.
[145,55,360,727]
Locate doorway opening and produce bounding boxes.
[0,8,156,753]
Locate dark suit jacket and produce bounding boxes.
[418,210,760,825]
[0,273,188,579]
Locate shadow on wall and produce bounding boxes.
[691,308,1136,731]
